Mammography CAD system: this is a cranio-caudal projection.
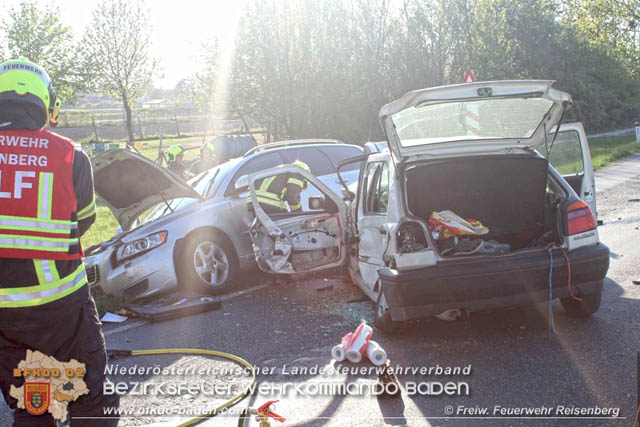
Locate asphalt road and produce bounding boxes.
[2,154,639,426]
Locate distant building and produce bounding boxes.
[142,99,174,109]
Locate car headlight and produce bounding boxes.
[116,231,167,262]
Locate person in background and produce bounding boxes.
[191,141,217,174]
[164,144,186,179]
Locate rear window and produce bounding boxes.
[393,97,554,146]
[320,146,363,172]
[279,147,334,176]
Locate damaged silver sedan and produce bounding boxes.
[84,140,362,299]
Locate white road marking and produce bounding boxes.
[104,320,145,337]
[102,284,269,337]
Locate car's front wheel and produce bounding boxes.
[178,232,238,295]
[374,288,407,334]
[560,285,602,318]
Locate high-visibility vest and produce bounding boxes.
[0,129,82,260]
[0,261,87,308]
[282,176,308,211]
[248,174,288,211]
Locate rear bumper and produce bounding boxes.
[379,243,610,321]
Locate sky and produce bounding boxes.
[1,0,246,89]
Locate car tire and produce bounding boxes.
[374,289,407,334]
[560,287,602,318]
[177,231,238,295]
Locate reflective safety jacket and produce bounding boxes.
[283,175,308,212]
[248,173,309,212]
[248,174,288,211]
[0,129,82,260]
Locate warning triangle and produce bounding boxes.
[464,68,477,83]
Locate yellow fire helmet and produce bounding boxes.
[166,144,185,162]
[201,141,215,155]
[0,57,58,128]
[292,160,310,173]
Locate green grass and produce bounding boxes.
[587,134,640,170]
[550,134,638,175]
[92,287,129,318]
[81,205,119,250]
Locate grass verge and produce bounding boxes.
[588,134,639,170]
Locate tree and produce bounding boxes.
[3,0,84,102]
[559,0,640,79]
[81,0,157,143]
[188,42,220,121]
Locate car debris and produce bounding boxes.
[121,295,222,322]
[100,312,128,323]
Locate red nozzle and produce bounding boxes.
[257,400,286,423]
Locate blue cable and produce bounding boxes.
[548,250,559,336]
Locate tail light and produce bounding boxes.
[566,200,597,235]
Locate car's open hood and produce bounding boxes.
[92,149,203,230]
[379,80,572,161]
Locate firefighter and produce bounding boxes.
[191,141,217,174]
[165,144,186,178]
[0,58,119,425]
[282,160,310,212]
[248,160,310,214]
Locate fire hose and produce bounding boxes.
[107,348,256,427]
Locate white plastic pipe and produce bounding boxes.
[331,333,353,362]
[365,340,387,366]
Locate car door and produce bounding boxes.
[223,152,287,256]
[548,122,597,218]
[356,161,390,293]
[247,165,349,274]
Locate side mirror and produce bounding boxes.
[308,196,327,211]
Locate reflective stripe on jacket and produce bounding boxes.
[247,175,288,211]
[0,260,87,308]
[0,129,82,260]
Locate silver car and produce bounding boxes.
[84,140,363,299]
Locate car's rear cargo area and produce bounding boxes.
[405,154,560,254]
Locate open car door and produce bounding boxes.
[247,165,350,274]
[548,122,597,218]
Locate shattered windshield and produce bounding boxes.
[392,97,554,146]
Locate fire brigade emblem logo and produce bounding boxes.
[24,383,50,416]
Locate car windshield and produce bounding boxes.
[392,97,554,146]
[139,161,236,225]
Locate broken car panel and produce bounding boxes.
[248,164,350,274]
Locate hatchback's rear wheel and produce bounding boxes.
[560,285,602,318]
[374,289,407,334]
[178,232,238,295]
